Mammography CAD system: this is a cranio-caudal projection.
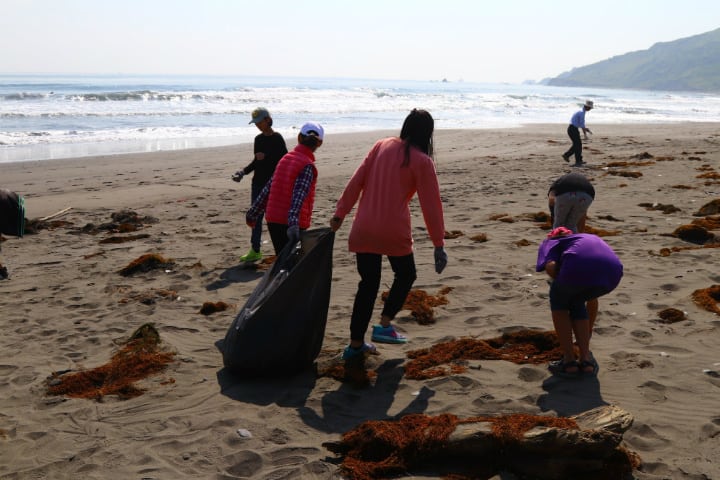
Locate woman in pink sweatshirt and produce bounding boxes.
[330,109,448,360]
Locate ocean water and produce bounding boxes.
[1,74,719,164]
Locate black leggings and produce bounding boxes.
[564,125,583,163]
[349,252,417,342]
[266,222,289,255]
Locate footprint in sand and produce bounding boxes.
[517,366,546,382]
[593,325,625,337]
[624,422,672,450]
[614,292,632,304]
[638,380,667,402]
[268,446,321,468]
[223,451,263,477]
[700,419,720,440]
[630,329,653,344]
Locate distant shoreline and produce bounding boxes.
[4,120,720,166]
[4,75,719,165]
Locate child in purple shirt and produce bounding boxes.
[536,227,623,377]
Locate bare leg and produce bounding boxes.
[571,319,592,363]
[551,310,577,365]
[587,298,599,339]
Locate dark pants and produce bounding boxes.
[564,125,583,163]
[250,183,264,252]
[267,222,290,256]
[549,282,611,321]
[349,253,417,342]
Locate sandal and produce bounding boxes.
[548,359,581,378]
[580,358,599,376]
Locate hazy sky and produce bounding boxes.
[2,0,718,83]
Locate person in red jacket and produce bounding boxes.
[330,109,448,360]
[246,122,324,255]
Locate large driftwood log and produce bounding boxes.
[325,405,638,480]
[448,404,632,455]
[445,405,635,479]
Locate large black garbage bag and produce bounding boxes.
[0,189,25,237]
[222,227,335,377]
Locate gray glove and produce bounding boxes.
[434,246,448,274]
[232,171,244,182]
[287,225,300,245]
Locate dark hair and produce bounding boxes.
[399,108,434,166]
[299,133,322,150]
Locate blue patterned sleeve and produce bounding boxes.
[287,165,315,227]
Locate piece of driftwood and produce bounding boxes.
[325,405,639,480]
[39,206,72,222]
[446,406,635,479]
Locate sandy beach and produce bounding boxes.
[1,123,719,479]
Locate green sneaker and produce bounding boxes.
[240,248,262,263]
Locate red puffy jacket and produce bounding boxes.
[265,144,317,228]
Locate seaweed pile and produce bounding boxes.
[380,287,453,325]
[118,253,175,276]
[404,329,562,380]
[46,324,175,401]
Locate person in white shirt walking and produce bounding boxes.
[562,100,593,166]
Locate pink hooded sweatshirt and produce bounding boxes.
[334,137,445,256]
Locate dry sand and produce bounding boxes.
[1,123,719,479]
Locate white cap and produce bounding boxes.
[300,122,324,140]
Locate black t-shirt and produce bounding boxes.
[244,132,288,187]
[548,172,595,198]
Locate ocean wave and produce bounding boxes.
[2,92,51,100]
[1,74,719,163]
[66,90,204,102]
[0,125,248,146]
[0,110,244,119]
[0,90,257,103]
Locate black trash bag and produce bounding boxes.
[222,227,335,377]
[0,189,25,237]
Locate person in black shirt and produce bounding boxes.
[233,107,288,262]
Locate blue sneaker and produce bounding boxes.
[371,325,408,344]
[341,342,377,360]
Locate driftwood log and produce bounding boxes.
[446,405,635,479]
[325,405,638,480]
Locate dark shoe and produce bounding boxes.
[580,358,599,376]
[548,359,580,378]
[562,154,570,162]
[572,161,586,167]
[0,265,7,280]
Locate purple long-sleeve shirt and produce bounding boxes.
[536,233,623,291]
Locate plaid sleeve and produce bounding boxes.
[246,178,271,222]
[287,165,315,227]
